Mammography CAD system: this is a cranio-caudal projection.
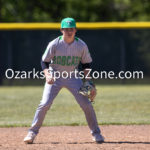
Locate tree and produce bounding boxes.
[0,0,150,22]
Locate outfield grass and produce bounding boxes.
[0,85,150,127]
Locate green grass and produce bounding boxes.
[0,85,150,127]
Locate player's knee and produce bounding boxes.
[80,101,92,111]
[38,101,52,111]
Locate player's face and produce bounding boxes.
[61,28,77,39]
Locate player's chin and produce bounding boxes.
[67,35,73,38]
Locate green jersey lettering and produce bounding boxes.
[75,56,79,65]
[54,56,81,66]
[57,56,61,64]
[71,56,75,66]
[61,56,66,66]
[53,56,56,64]
[66,56,71,66]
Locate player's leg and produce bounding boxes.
[30,82,62,134]
[65,77,104,143]
[24,80,62,144]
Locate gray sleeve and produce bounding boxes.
[81,44,92,64]
[42,41,55,62]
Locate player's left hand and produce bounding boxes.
[79,80,97,102]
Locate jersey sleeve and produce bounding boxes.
[42,41,55,62]
[81,44,92,64]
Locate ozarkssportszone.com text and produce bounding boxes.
[5,68,144,80]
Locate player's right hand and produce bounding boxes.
[46,75,55,84]
[44,69,55,84]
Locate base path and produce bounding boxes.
[0,125,150,150]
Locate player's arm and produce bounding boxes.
[41,41,56,84]
[79,43,97,101]
[82,63,92,80]
[80,63,97,102]
[41,60,55,84]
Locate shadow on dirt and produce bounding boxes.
[104,141,150,144]
[34,141,150,145]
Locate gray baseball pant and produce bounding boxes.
[29,77,101,136]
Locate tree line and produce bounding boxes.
[0,0,150,22]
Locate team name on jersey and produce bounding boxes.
[53,56,81,66]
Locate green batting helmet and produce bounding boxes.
[61,18,76,28]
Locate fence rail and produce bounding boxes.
[0,22,150,30]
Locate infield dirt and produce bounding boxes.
[0,125,150,150]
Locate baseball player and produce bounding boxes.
[24,17,104,144]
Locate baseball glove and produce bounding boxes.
[79,80,97,102]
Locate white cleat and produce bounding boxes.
[24,132,36,144]
[92,134,104,143]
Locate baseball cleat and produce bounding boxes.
[24,132,36,144]
[92,134,104,143]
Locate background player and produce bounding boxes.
[24,17,104,144]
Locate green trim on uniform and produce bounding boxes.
[43,48,49,57]
[59,36,63,40]
[59,36,78,42]
[75,37,78,41]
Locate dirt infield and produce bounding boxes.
[0,125,150,150]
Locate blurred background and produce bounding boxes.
[0,0,150,128]
[0,0,150,85]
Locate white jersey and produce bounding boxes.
[42,36,92,73]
